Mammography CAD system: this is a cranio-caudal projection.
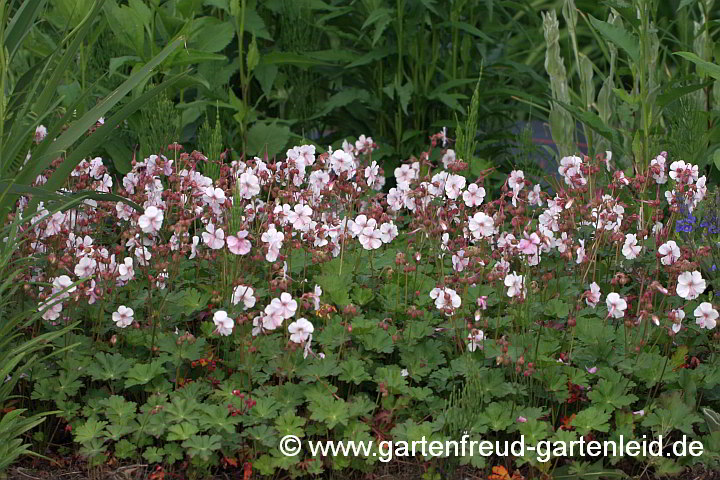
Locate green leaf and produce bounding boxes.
[259,51,335,68]
[99,395,138,425]
[587,15,640,63]
[274,412,306,438]
[338,358,371,385]
[674,52,720,80]
[587,379,639,411]
[74,418,108,444]
[657,82,712,109]
[166,422,199,441]
[245,122,291,158]
[124,361,167,388]
[86,352,132,382]
[315,257,352,307]
[312,88,370,119]
[181,434,222,461]
[143,446,165,464]
[571,407,611,435]
[5,0,49,60]
[309,397,350,429]
[189,17,235,52]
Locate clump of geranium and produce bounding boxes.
[19,126,718,386]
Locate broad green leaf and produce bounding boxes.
[588,15,639,63]
[246,122,291,157]
[674,52,720,80]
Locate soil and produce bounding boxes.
[4,457,720,480]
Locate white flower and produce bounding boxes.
[650,154,667,184]
[658,240,680,266]
[606,292,627,318]
[622,233,642,260]
[232,285,256,310]
[694,302,718,330]
[138,206,163,234]
[379,222,398,243]
[237,171,261,198]
[34,125,48,143]
[441,149,456,168]
[444,174,466,200]
[586,282,601,308]
[671,308,685,333]
[504,272,524,298]
[467,330,485,352]
[288,317,314,343]
[468,212,494,238]
[112,306,134,328]
[213,310,234,336]
[394,163,418,187]
[452,250,469,272]
[508,170,525,190]
[202,187,226,211]
[429,287,461,312]
[189,235,200,259]
[74,256,97,278]
[117,257,134,281]
[227,230,251,255]
[359,227,383,250]
[676,271,705,300]
[462,183,486,207]
[288,204,313,232]
[261,224,284,250]
[202,223,225,250]
[576,239,586,264]
[527,184,543,206]
[269,292,297,319]
[350,214,376,237]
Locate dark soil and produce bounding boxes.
[5,457,720,480]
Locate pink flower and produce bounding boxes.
[658,240,680,266]
[237,171,260,198]
[477,296,488,310]
[508,170,525,190]
[202,223,225,250]
[138,206,163,234]
[468,212,494,238]
[444,174,466,200]
[430,287,461,312]
[34,125,47,143]
[585,282,601,308]
[288,318,314,343]
[606,292,627,318]
[359,227,382,250]
[288,204,313,232]
[213,310,234,336]
[227,230,251,255]
[622,233,641,260]
[379,222,398,243]
[232,285,256,310]
[462,183,486,207]
[676,271,705,300]
[74,257,97,278]
[112,306,134,328]
[269,292,297,319]
[467,330,484,352]
[694,302,718,330]
[504,272,524,298]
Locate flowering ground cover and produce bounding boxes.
[2,124,717,479]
